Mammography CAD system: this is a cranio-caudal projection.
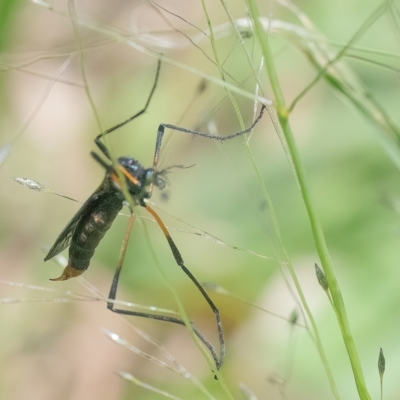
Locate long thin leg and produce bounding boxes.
[107,210,224,369]
[153,103,266,168]
[95,60,162,159]
[145,204,225,369]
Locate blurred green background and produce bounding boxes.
[1,0,400,399]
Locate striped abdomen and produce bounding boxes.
[51,191,123,281]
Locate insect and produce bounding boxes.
[44,60,266,370]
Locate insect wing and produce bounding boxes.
[44,189,105,261]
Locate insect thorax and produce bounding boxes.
[116,156,166,205]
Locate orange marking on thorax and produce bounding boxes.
[110,172,121,187]
[118,165,139,185]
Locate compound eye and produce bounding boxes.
[156,176,166,189]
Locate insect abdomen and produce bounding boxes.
[51,193,123,281]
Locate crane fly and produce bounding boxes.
[44,60,266,370]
